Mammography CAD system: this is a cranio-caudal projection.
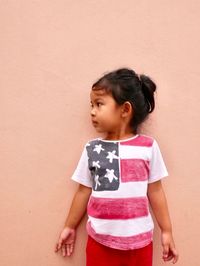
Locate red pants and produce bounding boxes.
[86,236,152,266]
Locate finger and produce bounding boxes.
[56,238,63,251]
[171,248,179,264]
[67,245,71,256]
[164,248,178,263]
[55,243,60,252]
[55,243,58,252]
[70,243,74,253]
[164,254,173,261]
[61,245,66,257]
[162,244,169,261]
[173,256,178,264]
[67,244,73,256]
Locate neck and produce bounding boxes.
[104,128,136,141]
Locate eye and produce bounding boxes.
[97,102,103,107]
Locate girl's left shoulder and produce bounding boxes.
[136,134,155,147]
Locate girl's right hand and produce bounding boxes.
[55,227,76,257]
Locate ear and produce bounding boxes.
[121,101,133,118]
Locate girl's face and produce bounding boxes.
[90,89,123,135]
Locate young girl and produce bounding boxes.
[55,68,179,265]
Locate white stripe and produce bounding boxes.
[119,145,151,160]
[88,214,154,237]
[91,181,148,198]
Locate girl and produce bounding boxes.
[55,68,179,266]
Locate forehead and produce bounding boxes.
[90,89,109,99]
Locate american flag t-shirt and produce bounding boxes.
[71,134,168,250]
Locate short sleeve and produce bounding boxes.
[71,145,93,187]
[148,140,169,183]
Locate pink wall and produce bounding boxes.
[1,1,200,265]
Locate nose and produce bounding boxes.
[90,107,96,116]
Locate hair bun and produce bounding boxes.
[139,74,156,113]
[115,68,136,80]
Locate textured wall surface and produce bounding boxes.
[1,1,200,265]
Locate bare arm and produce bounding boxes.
[55,184,92,257]
[147,180,179,264]
[64,184,92,228]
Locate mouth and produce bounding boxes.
[91,120,98,126]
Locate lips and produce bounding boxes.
[92,120,98,126]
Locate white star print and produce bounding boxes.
[104,169,118,183]
[92,161,100,168]
[93,144,105,154]
[94,175,101,190]
[106,150,119,163]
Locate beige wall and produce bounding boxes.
[1,1,200,265]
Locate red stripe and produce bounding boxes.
[87,221,153,250]
[120,135,153,147]
[87,196,148,219]
[120,159,150,182]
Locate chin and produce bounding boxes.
[94,127,105,133]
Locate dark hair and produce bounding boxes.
[92,68,156,133]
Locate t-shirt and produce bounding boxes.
[71,134,168,250]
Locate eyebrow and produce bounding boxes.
[90,97,104,103]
